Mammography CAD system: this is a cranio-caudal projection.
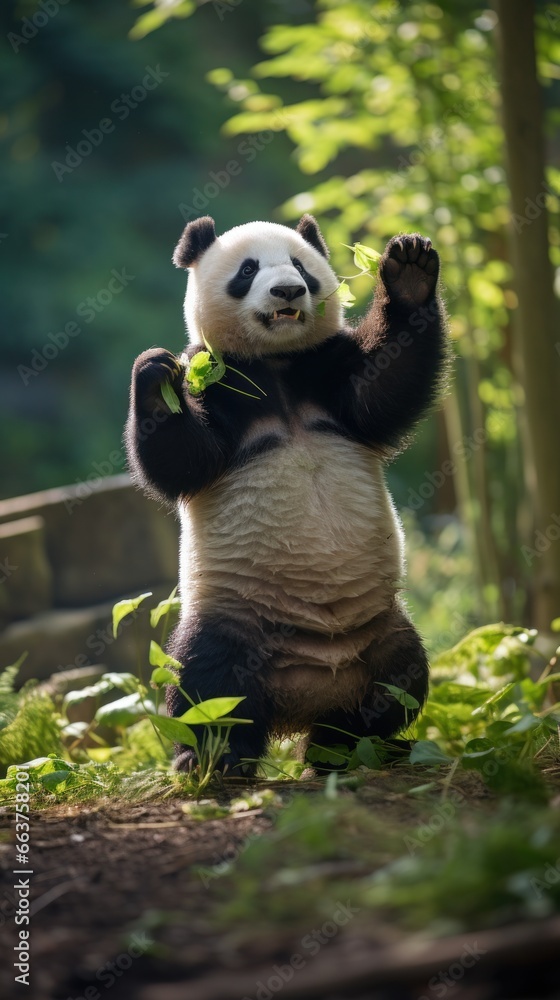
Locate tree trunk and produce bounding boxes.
[496,0,560,631]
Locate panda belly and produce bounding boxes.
[179,431,404,639]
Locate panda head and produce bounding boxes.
[173,215,342,358]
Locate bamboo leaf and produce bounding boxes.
[160,381,182,414]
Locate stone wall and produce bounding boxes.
[0,475,179,685]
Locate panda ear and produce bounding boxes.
[295,214,329,259]
[173,216,217,269]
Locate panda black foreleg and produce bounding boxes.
[306,609,429,770]
[125,347,228,503]
[166,614,277,777]
[337,234,448,449]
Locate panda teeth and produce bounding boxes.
[273,309,302,322]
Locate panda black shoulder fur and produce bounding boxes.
[125,214,448,774]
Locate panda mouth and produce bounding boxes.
[271,308,305,323]
[256,308,306,329]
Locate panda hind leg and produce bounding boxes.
[306,609,429,770]
[166,615,277,777]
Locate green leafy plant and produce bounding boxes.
[148,651,253,793]
[1,612,558,808]
[316,239,381,315]
[0,589,257,803]
[0,658,63,775]
[408,622,560,798]
[306,681,419,772]
[302,621,560,799]
[161,336,266,411]
[109,595,255,794]
[217,792,560,936]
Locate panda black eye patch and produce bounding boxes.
[291,257,320,295]
[227,258,260,299]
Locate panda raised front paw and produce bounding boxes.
[380,234,439,307]
[132,347,184,414]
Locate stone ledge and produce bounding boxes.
[0,585,175,684]
[0,515,53,623]
[0,475,179,608]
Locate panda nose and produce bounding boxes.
[270,284,306,302]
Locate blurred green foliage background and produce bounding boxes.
[0,0,308,495]
[1,0,560,637]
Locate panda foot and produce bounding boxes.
[299,766,318,781]
[173,748,197,773]
[172,748,257,778]
[381,234,439,307]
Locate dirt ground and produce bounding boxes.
[1,783,559,1000]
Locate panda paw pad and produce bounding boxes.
[381,234,439,306]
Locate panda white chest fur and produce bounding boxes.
[178,407,404,636]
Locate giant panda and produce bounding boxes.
[125,214,447,774]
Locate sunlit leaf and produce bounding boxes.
[376,682,420,709]
[179,697,249,724]
[336,281,356,306]
[95,693,153,729]
[149,641,183,673]
[112,593,152,639]
[160,382,182,414]
[148,713,197,747]
[150,590,181,629]
[150,666,179,688]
